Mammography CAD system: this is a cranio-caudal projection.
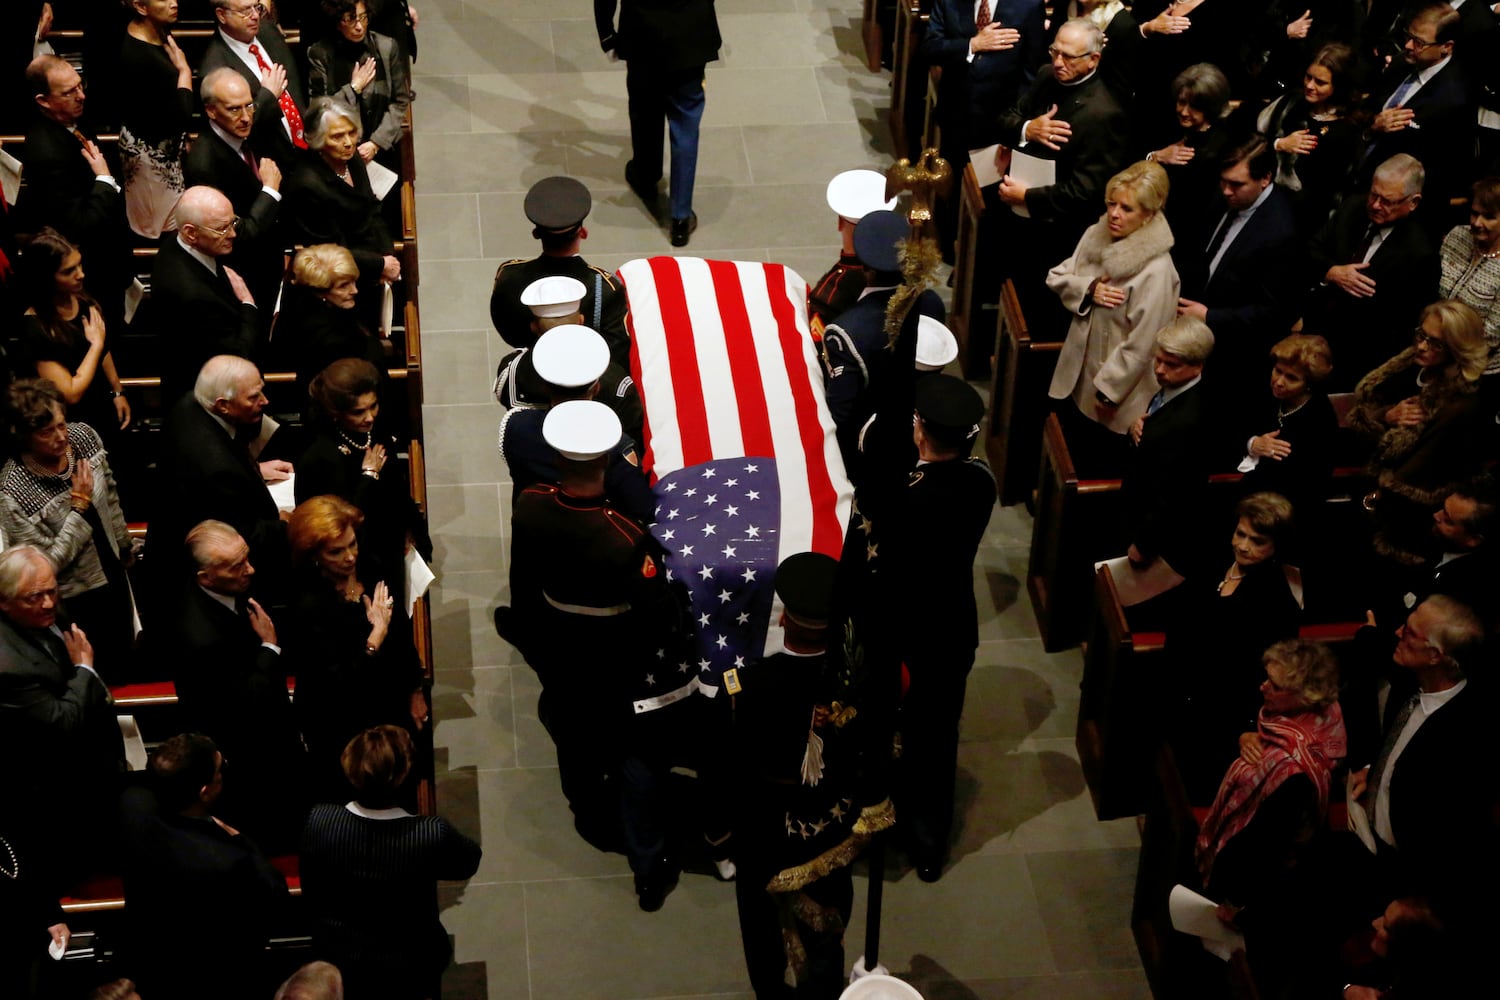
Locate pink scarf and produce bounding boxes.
[1195,701,1347,879]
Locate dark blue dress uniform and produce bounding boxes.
[494,346,645,448]
[724,552,876,998]
[498,405,655,525]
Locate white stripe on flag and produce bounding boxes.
[619,258,683,476]
[676,257,747,460]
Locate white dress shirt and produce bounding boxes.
[1371,680,1466,847]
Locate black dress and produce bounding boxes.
[283,559,424,799]
[1258,95,1361,230]
[21,312,117,449]
[117,33,191,238]
[294,424,432,597]
[275,282,389,402]
[1164,561,1302,801]
[1236,391,1339,515]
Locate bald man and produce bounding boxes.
[152,185,263,400]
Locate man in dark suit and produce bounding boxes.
[160,521,304,850]
[1176,137,1298,406]
[119,733,289,1000]
[1344,596,1494,905]
[489,176,630,364]
[0,545,125,884]
[1302,155,1438,391]
[1402,474,1499,629]
[147,356,291,603]
[1121,317,1216,578]
[186,68,286,314]
[200,0,309,161]
[991,17,1130,336]
[1360,3,1473,208]
[151,186,263,401]
[596,0,722,246]
[921,0,1047,247]
[12,55,130,326]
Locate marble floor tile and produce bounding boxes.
[414,131,570,195]
[440,881,532,1000]
[421,330,497,405]
[704,66,828,127]
[414,194,484,260]
[416,257,504,332]
[1025,849,1141,973]
[413,15,558,76]
[429,568,523,673]
[433,666,518,771]
[423,403,507,486]
[469,767,634,884]
[741,122,886,186]
[410,74,475,134]
[426,484,506,575]
[523,875,749,999]
[466,71,630,133]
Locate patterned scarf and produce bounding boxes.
[1195,700,1347,879]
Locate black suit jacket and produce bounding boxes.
[595,0,723,70]
[921,0,1047,150]
[1361,61,1472,199]
[997,68,1131,233]
[0,612,125,851]
[1182,186,1299,368]
[280,152,393,282]
[183,128,285,301]
[1303,200,1437,389]
[148,396,287,595]
[1120,382,1212,573]
[199,27,308,162]
[12,116,129,299]
[151,237,262,400]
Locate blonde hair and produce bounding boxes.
[293,244,359,290]
[1263,639,1340,707]
[1105,160,1170,215]
[1419,300,1487,383]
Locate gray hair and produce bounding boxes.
[303,97,362,150]
[200,66,250,108]
[1419,594,1484,678]
[274,961,344,1000]
[1058,18,1105,55]
[1172,63,1231,121]
[1154,315,1215,364]
[185,520,244,571]
[0,545,54,600]
[1373,154,1426,198]
[175,186,233,230]
[193,355,262,410]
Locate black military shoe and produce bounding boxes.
[670,212,698,248]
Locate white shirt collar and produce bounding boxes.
[176,234,219,275]
[345,801,414,820]
[1240,181,1275,219]
[1060,66,1098,89]
[1158,374,1202,406]
[1417,678,1465,713]
[218,28,262,69]
[200,586,237,613]
[209,119,247,155]
[1415,54,1452,87]
[858,283,898,300]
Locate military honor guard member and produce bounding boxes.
[821,210,947,474]
[505,400,692,910]
[807,169,898,341]
[489,176,630,364]
[497,323,654,525]
[851,315,960,470]
[727,551,879,998]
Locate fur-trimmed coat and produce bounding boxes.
[1349,349,1482,507]
[1047,212,1180,434]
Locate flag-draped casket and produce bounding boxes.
[619,256,854,700]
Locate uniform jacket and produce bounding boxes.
[489,254,631,365]
[499,405,656,524]
[1046,212,1179,433]
[594,0,723,70]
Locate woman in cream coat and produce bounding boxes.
[1047,160,1180,458]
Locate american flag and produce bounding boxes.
[620,256,854,696]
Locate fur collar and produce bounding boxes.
[1356,348,1478,502]
[1074,212,1175,281]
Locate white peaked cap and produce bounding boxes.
[839,975,925,1000]
[520,275,587,318]
[542,400,621,461]
[531,324,610,388]
[826,169,897,224]
[915,315,958,371]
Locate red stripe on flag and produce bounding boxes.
[762,264,842,557]
[647,257,713,467]
[619,267,659,480]
[706,260,776,459]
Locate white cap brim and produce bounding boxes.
[532,324,611,388]
[542,399,622,461]
[521,275,587,318]
[827,169,897,224]
[915,315,958,370]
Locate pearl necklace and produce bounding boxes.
[1,835,18,880]
[1217,565,1245,594]
[1276,398,1309,427]
[22,444,74,481]
[336,428,373,456]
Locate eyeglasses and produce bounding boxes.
[342,12,371,25]
[1412,329,1448,350]
[1399,620,1442,653]
[1402,31,1441,49]
[1047,46,1093,61]
[16,587,59,607]
[196,216,241,238]
[1369,191,1415,209]
[225,3,265,18]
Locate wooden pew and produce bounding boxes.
[861,0,885,72]
[947,163,987,381]
[886,0,928,159]
[1078,563,1364,820]
[985,278,1060,506]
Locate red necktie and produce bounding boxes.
[975,0,991,30]
[242,144,261,181]
[248,43,307,149]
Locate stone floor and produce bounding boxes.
[412,2,1149,997]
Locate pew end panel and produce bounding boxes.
[986,278,1061,507]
